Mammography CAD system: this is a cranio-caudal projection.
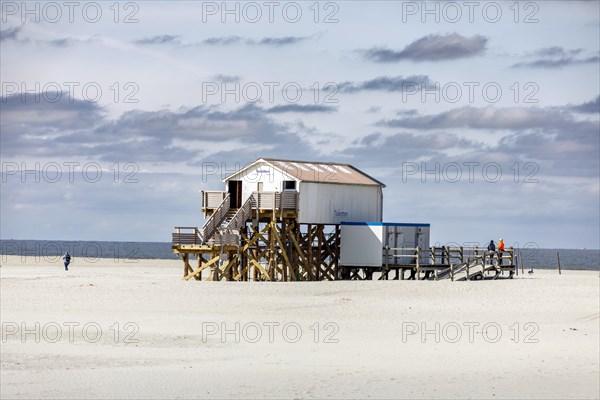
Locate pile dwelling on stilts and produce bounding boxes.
[172,158,516,281]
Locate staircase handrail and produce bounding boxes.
[224,193,256,231]
[200,193,231,242]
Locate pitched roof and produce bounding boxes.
[225,158,385,187]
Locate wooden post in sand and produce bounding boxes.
[196,255,202,281]
[416,248,420,280]
[519,251,524,275]
[557,252,562,275]
[387,247,394,280]
[182,253,190,278]
[511,247,517,276]
[466,257,470,278]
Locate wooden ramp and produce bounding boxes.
[437,261,514,281]
[451,261,486,281]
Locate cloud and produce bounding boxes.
[337,131,480,168]
[512,46,599,68]
[39,36,98,48]
[0,94,323,164]
[48,38,79,48]
[0,26,22,42]
[377,105,594,132]
[338,75,431,93]
[133,34,310,47]
[571,96,600,114]
[512,56,599,68]
[495,129,599,166]
[211,74,241,83]
[257,36,308,46]
[371,105,599,179]
[202,36,242,45]
[357,132,381,146]
[266,104,337,113]
[0,92,104,129]
[363,33,487,63]
[396,109,419,116]
[202,35,309,47]
[134,35,181,45]
[534,46,582,58]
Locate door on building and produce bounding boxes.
[417,228,424,249]
[228,180,242,208]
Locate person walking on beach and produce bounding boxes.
[498,238,505,266]
[63,252,71,271]
[487,240,496,265]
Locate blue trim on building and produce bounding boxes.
[341,221,430,227]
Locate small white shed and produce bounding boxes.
[339,222,431,267]
[223,158,385,225]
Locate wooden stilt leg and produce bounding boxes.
[196,254,202,281]
[182,254,190,278]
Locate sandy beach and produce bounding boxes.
[1,256,598,399]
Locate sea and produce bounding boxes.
[0,240,598,271]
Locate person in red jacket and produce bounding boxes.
[498,239,505,265]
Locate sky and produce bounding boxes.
[1,0,599,249]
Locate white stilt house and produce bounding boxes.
[219,157,385,225]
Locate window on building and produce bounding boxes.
[283,180,296,190]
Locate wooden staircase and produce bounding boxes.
[222,209,238,227]
[197,193,230,243]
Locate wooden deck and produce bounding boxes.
[202,190,299,217]
[373,246,516,281]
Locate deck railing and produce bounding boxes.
[382,246,515,280]
[253,191,298,210]
[203,190,299,211]
[383,246,515,268]
[172,227,203,246]
[202,191,228,209]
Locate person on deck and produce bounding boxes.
[487,240,496,265]
[63,252,71,271]
[498,239,505,266]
